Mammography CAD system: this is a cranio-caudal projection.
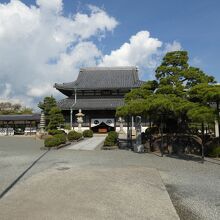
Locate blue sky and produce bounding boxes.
[81,0,220,80]
[12,0,219,78]
[0,0,219,107]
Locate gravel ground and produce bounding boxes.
[0,137,220,219]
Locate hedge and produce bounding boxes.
[209,146,220,157]
[104,131,118,146]
[54,133,66,144]
[83,129,93,138]
[44,136,60,148]
[48,129,65,135]
[67,130,82,141]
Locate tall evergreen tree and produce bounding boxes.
[47,107,64,130]
[38,96,57,125]
[117,51,217,136]
[38,96,57,115]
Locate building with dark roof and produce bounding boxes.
[0,114,40,135]
[54,66,145,132]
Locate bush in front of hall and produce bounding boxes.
[44,133,67,148]
[104,131,118,146]
[44,136,60,148]
[67,130,82,141]
[54,133,67,144]
[48,129,65,135]
[209,146,220,157]
[83,129,93,138]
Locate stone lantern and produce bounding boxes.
[40,111,45,133]
[75,109,84,132]
[118,117,126,139]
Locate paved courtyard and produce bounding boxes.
[0,137,220,219]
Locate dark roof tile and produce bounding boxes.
[0,114,41,121]
[55,66,145,91]
[57,98,124,110]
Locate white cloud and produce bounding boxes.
[0,0,117,108]
[27,41,102,98]
[101,31,162,67]
[27,83,55,97]
[100,31,182,78]
[71,5,118,40]
[164,41,182,53]
[0,82,34,106]
[36,0,63,13]
[0,1,182,109]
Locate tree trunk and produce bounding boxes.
[217,101,220,144]
[201,122,205,144]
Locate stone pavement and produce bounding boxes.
[1,137,219,219]
[0,166,179,220]
[66,135,106,150]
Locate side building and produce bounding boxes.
[54,67,146,133]
[0,114,40,135]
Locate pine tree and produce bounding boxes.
[47,107,64,130]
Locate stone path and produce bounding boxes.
[66,135,106,150]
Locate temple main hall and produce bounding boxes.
[54,66,145,132]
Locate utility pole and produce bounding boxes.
[70,87,77,130]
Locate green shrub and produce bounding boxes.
[104,139,115,146]
[54,133,66,144]
[104,131,118,146]
[108,131,118,138]
[83,129,93,138]
[209,146,220,157]
[107,131,118,142]
[48,129,65,135]
[205,138,219,156]
[67,130,82,141]
[44,136,60,148]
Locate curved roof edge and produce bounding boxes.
[54,66,145,96]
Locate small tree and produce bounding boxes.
[38,96,57,115]
[38,96,57,126]
[47,107,64,130]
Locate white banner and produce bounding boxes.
[91,118,114,127]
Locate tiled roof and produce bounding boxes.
[57,98,124,110]
[54,66,145,91]
[0,114,41,121]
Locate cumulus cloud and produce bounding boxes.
[0,0,117,108]
[101,31,162,67]
[36,0,63,13]
[100,31,182,78]
[0,0,181,109]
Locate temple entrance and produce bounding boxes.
[91,118,115,133]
